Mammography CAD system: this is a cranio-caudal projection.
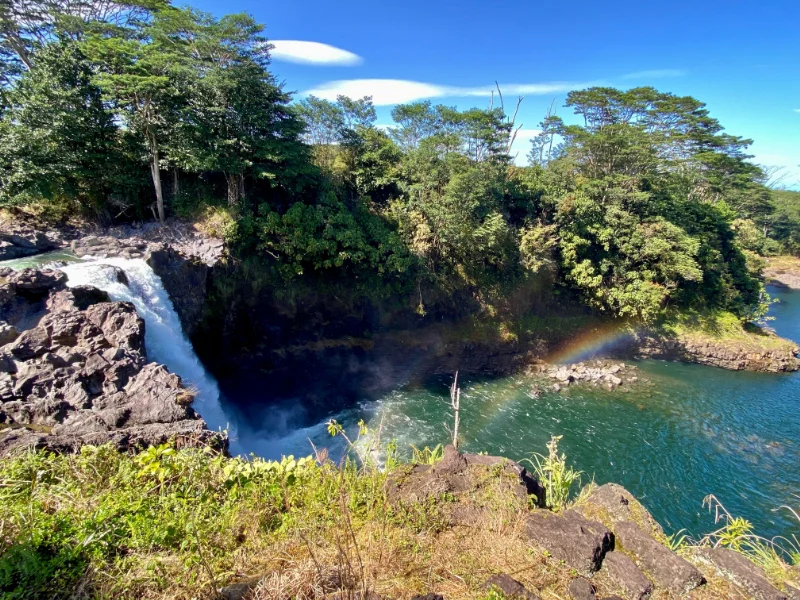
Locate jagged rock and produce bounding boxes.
[71,236,149,260]
[0,269,225,455]
[601,551,653,600]
[692,547,787,600]
[219,577,262,600]
[386,445,545,516]
[575,483,664,539]
[567,577,595,599]
[614,521,704,594]
[0,321,20,345]
[0,227,60,260]
[525,510,613,576]
[147,245,208,337]
[483,574,539,600]
[1,268,68,329]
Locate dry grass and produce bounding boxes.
[765,255,800,273]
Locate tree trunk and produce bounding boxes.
[149,141,165,223]
[173,168,179,201]
[226,173,241,207]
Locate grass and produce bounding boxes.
[0,440,573,600]
[765,255,800,274]
[523,436,582,512]
[657,308,797,353]
[1,437,797,600]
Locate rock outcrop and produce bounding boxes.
[0,222,65,260]
[386,444,546,517]
[626,333,800,373]
[0,267,225,455]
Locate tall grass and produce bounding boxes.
[524,435,582,511]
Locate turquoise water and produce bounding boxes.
[246,286,800,543]
[4,251,799,542]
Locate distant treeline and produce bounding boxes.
[1,0,798,322]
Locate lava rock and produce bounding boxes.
[576,483,664,539]
[693,547,787,600]
[525,510,613,576]
[483,574,539,600]
[601,551,653,600]
[386,445,545,514]
[614,521,704,594]
[567,577,596,600]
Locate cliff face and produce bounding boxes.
[629,333,800,373]
[0,266,225,455]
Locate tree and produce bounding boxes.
[0,41,118,212]
[82,5,192,221]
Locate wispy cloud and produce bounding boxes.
[794,108,800,113]
[620,69,687,79]
[303,79,591,105]
[270,41,362,66]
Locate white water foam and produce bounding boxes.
[61,257,241,454]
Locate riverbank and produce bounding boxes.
[765,256,800,290]
[1,442,797,600]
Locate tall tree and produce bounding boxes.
[0,41,117,211]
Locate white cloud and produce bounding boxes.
[270,41,362,66]
[794,108,800,113]
[303,79,589,105]
[620,69,687,79]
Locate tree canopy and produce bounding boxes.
[1,0,797,325]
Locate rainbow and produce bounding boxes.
[545,321,637,365]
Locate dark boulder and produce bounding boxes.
[483,574,539,600]
[601,551,653,600]
[575,483,663,539]
[386,445,545,520]
[614,521,704,594]
[525,510,613,576]
[567,577,595,600]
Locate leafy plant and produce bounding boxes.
[409,444,444,465]
[524,435,582,511]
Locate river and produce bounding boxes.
[2,252,799,543]
[230,284,800,543]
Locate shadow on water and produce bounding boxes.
[224,286,800,545]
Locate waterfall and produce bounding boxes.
[61,257,241,454]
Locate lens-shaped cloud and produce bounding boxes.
[270,41,363,66]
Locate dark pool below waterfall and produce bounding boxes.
[3,251,798,543]
[227,285,800,543]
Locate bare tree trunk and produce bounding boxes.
[225,173,239,207]
[173,168,179,201]
[149,141,165,223]
[450,371,461,449]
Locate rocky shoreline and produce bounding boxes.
[0,266,226,455]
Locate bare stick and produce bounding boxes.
[450,372,461,449]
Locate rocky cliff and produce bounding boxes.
[0,266,226,455]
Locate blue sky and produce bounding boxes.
[190,0,800,187]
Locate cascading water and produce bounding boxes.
[60,257,241,454]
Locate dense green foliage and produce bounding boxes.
[2,0,797,323]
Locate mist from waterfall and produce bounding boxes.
[61,258,241,454]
